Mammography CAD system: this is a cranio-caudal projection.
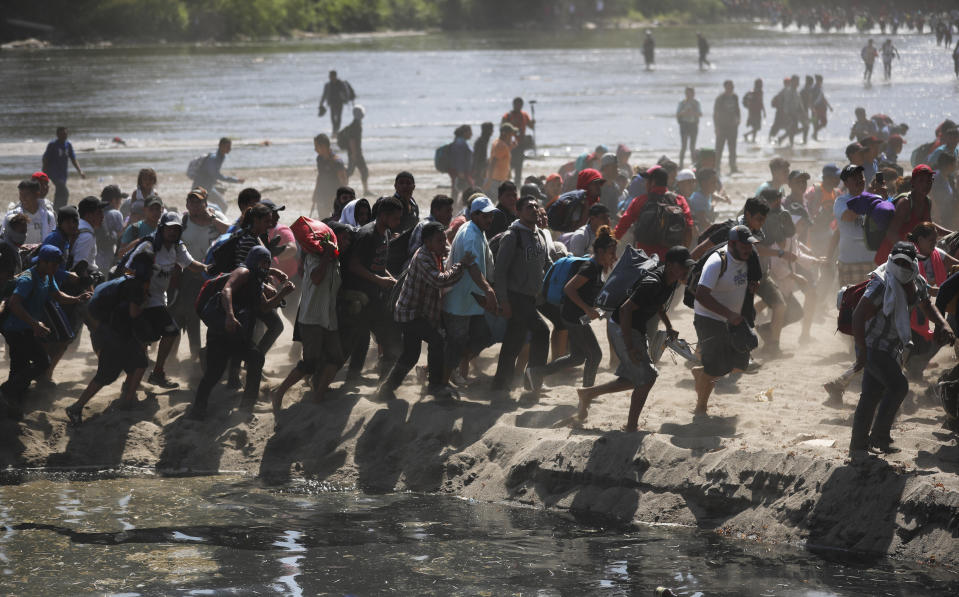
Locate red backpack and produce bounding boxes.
[836,279,871,335]
[194,273,230,316]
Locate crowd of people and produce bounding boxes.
[2,87,959,462]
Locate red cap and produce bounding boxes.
[31,171,49,182]
[912,164,934,178]
[546,173,562,185]
[576,168,605,191]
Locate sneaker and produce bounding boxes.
[148,372,179,390]
[65,404,83,427]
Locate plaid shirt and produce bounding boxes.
[394,246,465,325]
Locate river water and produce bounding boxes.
[1,24,958,180]
[0,473,956,596]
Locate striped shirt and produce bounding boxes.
[394,246,465,326]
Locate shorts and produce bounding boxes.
[297,323,344,374]
[141,306,180,342]
[838,261,874,288]
[92,327,149,385]
[694,314,749,378]
[608,319,658,386]
[756,276,785,309]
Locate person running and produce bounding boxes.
[615,166,693,258]
[378,222,472,401]
[810,75,833,141]
[697,32,711,70]
[642,30,655,70]
[491,195,551,394]
[777,75,803,147]
[2,179,56,246]
[502,97,535,186]
[880,39,900,80]
[191,138,244,214]
[861,39,879,83]
[190,246,295,420]
[311,133,348,218]
[875,165,952,266]
[41,127,85,210]
[713,80,741,174]
[65,249,155,425]
[691,225,759,415]
[742,79,765,143]
[576,246,695,431]
[337,105,369,196]
[533,227,618,389]
[566,204,611,257]
[0,246,90,411]
[849,242,954,458]
[318,70,356,137]
[96,185,126,273]
[127,213,211,389]
[676,87,701,169]
[120,195,164,249]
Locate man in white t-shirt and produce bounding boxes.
[691,224,759,414]
[127,212,210,389]
[3,179,56,245]
[73,196,108,272]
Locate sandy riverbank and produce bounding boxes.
[1,157,958,568]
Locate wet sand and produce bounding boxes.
[1,157,958,568]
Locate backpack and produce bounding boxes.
[594,246,655,311]
[862,193,904,251]
[87,276,130,323]
[836,278,871,335]
[910,141,936,167]
[186,154,209,180]
[761,208,796,246]
[204,231,242,277]
[108,237,152,280]
[542,256,589,306]
[547,190,588,233]
[634,191,687,247]
[696,218,735,244]
[742,91,752,108]
[683,246,728,309]
[434,143,451,173]
[195,272,231,320]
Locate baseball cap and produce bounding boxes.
[144,195,163,209]
[890,240,918,262]
[77,196,109,215]
[665,246,696,268]
[729,224,760,244]
[158,212,182,229]
[588,203,610,217]
[469,195,499,214]
[676,169,696,183]
[260,199,286,212]
[912,164,934,178]
[845,142,865,157]
[31,171,50,183]
[499,122,518,135]
[600,153,618,169]
[840,164,865,182]
[822,164,841,178]
[57,206,79,221]
[100,184,128,201]
[35,244,63,264]
[520,183,545,202]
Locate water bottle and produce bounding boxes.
[579,311,607,325]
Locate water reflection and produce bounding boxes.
[0,474,954,595]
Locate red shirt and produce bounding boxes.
[502,110,533,137]
[614,185,694,259]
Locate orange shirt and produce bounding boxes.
[502,111,532,137]
[489,138,513,181]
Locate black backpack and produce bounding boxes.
[683,245,728,309]
[634,191,687,247]
[109,237,153,280]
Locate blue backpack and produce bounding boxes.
[87,276,129,323]
[542,256,589,306]
[204,231,241,277]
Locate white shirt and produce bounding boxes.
[130,240,194,308]
[3,201,56,245]
[693,250,749,322]
[298,252,341,330]
[73,219,98,269]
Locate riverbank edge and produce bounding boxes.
[4,392,957,571]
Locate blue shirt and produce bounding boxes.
[41,230,72,283]
[42,139,75,184]
[443,220,489,316]
[687,190,711,215]
[2,267,58,332]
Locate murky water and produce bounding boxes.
[0,473,955,596]
[2,25,958,179]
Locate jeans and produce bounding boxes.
[1,330,50,400]
[443,313,491,373]
[52,180,69,210]
[541,321,602,387]
[194,328,265,414]
[350,299,401,379]
[493,292,549,389]
[679,121,698,167]
[715,124,738,171]
[384,318,445,390]
[850,349,909,450]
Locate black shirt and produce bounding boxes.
[110,278,148,338]
[612,265,676,333]
[486,203,517,239]
[343,221,389,298]
[560,259,603,322]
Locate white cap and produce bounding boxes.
[676,169,695,182]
